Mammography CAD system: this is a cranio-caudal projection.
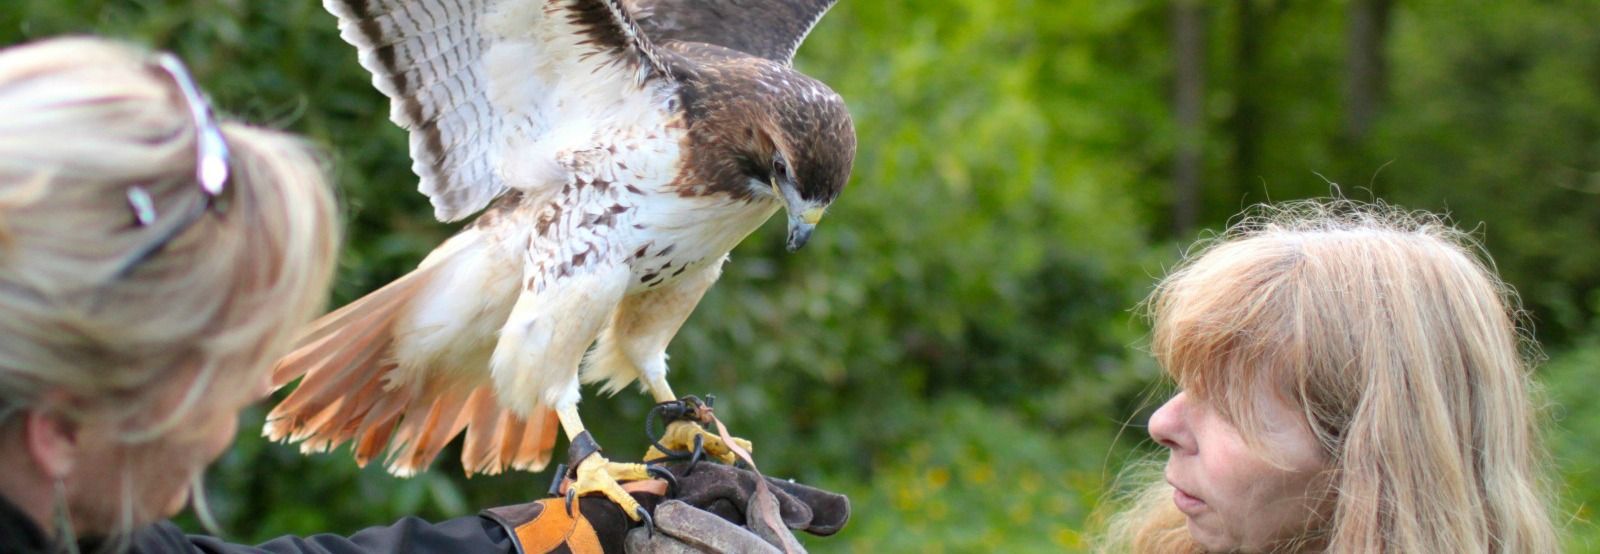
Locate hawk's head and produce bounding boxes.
[759,77,856,252]
[681,55,856,251]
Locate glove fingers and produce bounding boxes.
[624,530,701,554]
[667,463,746,510]
[650,500,782,554]
[660,460,851,537]
[766,476,851,536]
[745,489,810,554]
[699,498,744,526]
[758,478,814,529]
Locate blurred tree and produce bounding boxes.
[1171,0,1206,233]
[1344,0,1392,141]
[1221,0,1284,219]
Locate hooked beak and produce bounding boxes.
[774,175,825,252]
[787,210,819,252]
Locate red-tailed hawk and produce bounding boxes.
[265,0,854,520]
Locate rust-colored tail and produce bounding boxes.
[264,267,558,477]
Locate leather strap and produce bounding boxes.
[708,412,799,554]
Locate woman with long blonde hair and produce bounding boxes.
[1099,200,1558,552]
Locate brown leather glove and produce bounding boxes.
[625,500,784,554]
[481,461,849,554]
[623,462,849,553]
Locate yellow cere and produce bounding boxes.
[801,206,825,225]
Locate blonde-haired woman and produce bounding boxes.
[0,36,562,553]
[1100,200,1559,552]
[0,36,346,550]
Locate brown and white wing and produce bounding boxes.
[323,0,673,222]
[626,0,837,63]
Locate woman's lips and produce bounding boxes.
[1171,483,1208,514]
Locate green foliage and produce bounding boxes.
[819,398,1140,553]
[6,0,1600,551]
[1544,318,1600,551]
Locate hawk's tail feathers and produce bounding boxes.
[374,386,558,477]
[265,264,559,476]
[458,389,560,475]
[376,380,553,477]
[264,266,436,455]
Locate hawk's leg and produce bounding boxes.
[556,405,657,522]
[493,259,654,521]
[584,258,756,464]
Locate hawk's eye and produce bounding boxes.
[772,158,789,179]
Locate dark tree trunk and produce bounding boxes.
[1172,0,1207,234]
[1345,0,1393,141]
[1228,0,1278,204]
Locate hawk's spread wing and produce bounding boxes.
[627,0,838,63]
[324,0,672,222]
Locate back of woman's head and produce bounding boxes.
[1107,199,1556,553]
[0,37,340,441]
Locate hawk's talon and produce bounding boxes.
[635,506,654,537]
[564,487,578,517]
[686,433,705,475]
[646,464,678,497]
[548,463,569,497]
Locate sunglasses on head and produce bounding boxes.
[114,53,232,279]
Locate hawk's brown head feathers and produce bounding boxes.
[674,49,856,251]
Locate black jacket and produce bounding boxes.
[0,462,847,553]
[0,494,515,554]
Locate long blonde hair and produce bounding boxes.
[1098,200,1557,552]
[0,35,338,478]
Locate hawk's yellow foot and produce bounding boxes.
[566,452,654,521]
[644,420,753,465]
[560,430,668,524]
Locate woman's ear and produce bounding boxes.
[22,397,79,480]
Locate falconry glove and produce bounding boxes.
[482,461,849,554]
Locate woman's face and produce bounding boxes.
[65,367,265,533]
[1148,389,1331,552]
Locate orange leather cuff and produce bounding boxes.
[481,486,667,554]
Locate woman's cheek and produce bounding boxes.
[206,412,239,462]
[160,476,192,517]
[149,409,239,520]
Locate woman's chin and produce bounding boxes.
[1184,519,1235,553]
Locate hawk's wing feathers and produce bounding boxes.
[628,0,838,63]
[567,0,673,77]
[322,0,672,222]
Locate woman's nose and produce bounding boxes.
[1148,391,1194,453]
